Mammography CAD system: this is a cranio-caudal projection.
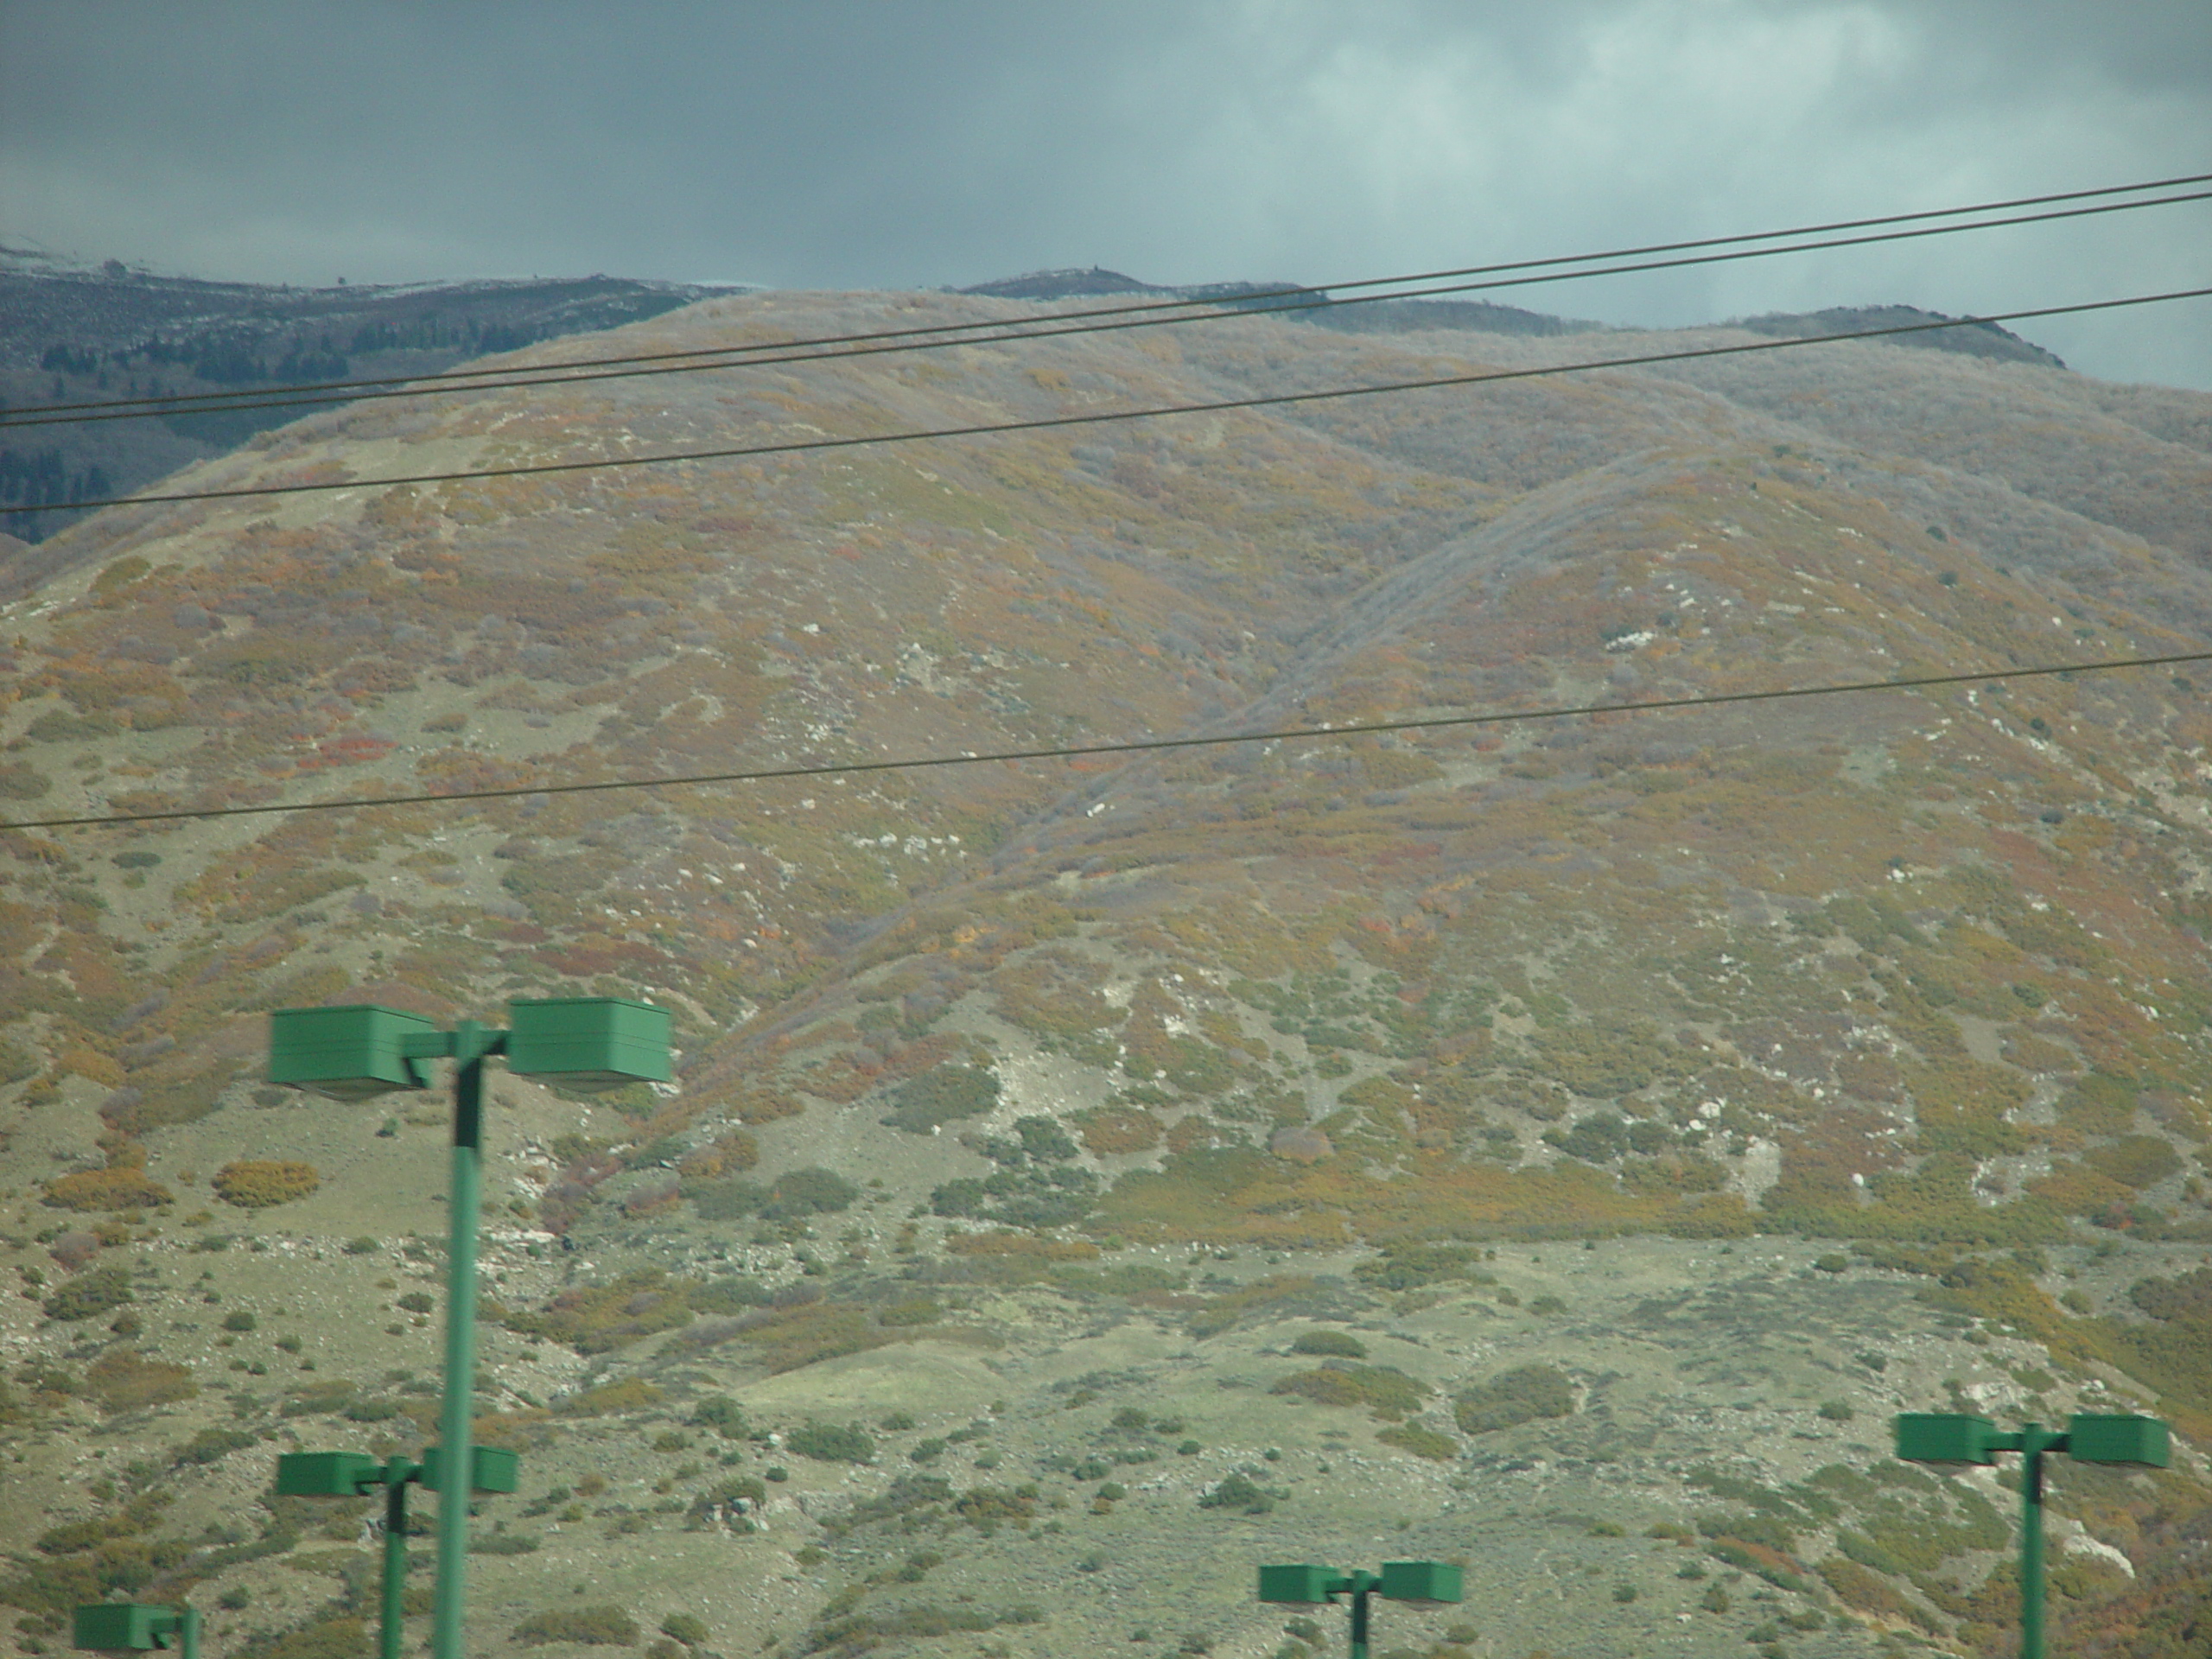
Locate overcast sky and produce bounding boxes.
[3,1,2209,386]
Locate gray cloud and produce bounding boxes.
[3,1,2208,384]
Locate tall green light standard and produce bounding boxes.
[1259,1561,1463,1659]
[1896,1412,2169,1659]
[269,997,671,1659]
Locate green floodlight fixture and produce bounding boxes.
[73,1605,198,1659]
[1259,1561,1464,1659]
[274,1446,518,1659]
[266,996,671,1659]
[1896,1412,2169,1659]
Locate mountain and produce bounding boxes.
[0,252,744,543]
[1,285,2209,1659]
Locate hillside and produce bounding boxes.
[1,289,2209,1659]
[0,255,740,547]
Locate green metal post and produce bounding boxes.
[176,1608,200,1659]
[1345,1572,1376,1659]
[381,1461,415,1659]
[2019,1423,2056,1659]
[430,1023,492,1659]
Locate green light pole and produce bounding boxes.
[275,1449,518,1659]
[1259,1561,1463,1659]
[1896,1411,2169,1659]
[269,997,671,1659]
[73,1604,198,1659]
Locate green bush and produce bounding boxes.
[786,1421,874,1464]
[513,1606,639,1647]
[883,1065,1000,1132]
[1288,1330,1367,1358]
[1452,1365,1574,1434]
[175,1427,257,1465]
[1197,1473,1276,1514]
[43,1266,133,1322]
[222,1311,257,1332]
[691,1395,747,1439]
[1270,1363,1425,1420]
[1376,1424,1458,1462]
[658,1616,709,1649]
[468,1533,542,1555]
[760,1168,860,1219]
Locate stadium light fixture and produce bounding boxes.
[71,1605,198,1659]
[1895,1412,2168,1659]
[1259,1560,1464,1659]
[267,999,670,1659]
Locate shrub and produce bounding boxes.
[42,1167,175,1212]
[759,1168,860,1219]
[84,1350,197,1413]
[43,1265,132,1322]
[213,1160,321,1208]
[222,1311,257,1332]
[677,1132,758,1179]
[513,1606,640,1647]
[1288,1329,1367,1358]
[281,1381,358,1417]
[877,1297,942,1327]
[1818,1401,1854,1422]
[1453,1365,1574,1434]
[469,1533,542,1554]
[1269,1363,1425,1421]
[786,1421,874,1464]
[883,1065,999,1132]
[175,1427,259,1465]
[691,1395,747,1439]
[396,1292,435,1314]
[658,1616,709,1649]
[1076,1107,1163,1156]
[343,1236,381,1255]
[1376,1424,1459,1461]
[2083,1135,2183,1190]
[561,1377,663,1415]
[1197,1473,1275,1514]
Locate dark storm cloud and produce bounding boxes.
[3,1,2208,384]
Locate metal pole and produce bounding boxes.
[431,1028,487,1659]
[2019,1425,2050,1659]
[382,1465,412,1659]
[177,1608,200,1659]
[1346,1573,1373,1659]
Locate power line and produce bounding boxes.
[7,171,2206,431]
[5,646,2204,836]
[5,285,2205,521]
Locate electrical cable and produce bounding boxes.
[13,186,2209,433]
[7,170,2207,430]
[5,645,2205,836]
[5,285,2205,520]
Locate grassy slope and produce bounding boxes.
[1,292,2209,1659]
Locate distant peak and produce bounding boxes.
[956,268,1176,300]
[1734,304,2066,369]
